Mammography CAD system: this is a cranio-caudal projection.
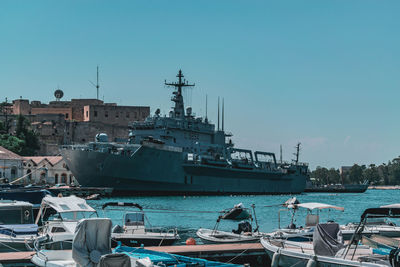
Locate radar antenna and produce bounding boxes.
[164,70,195,118]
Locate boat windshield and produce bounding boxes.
[59,211,96,221]
[125,212,144,226]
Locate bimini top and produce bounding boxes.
[381,204,400,209]
[296,202,344,211]
[361,207,400,219]
[101,202,143,210]
[41,195,95,213]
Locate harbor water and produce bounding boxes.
[88,189,395,245]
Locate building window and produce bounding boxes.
[134,112,137,119]
[55,174,59,184]
[61,173,67,184]
[116,112,119,118]
[94,111,98,117]
[11,167,17,179]
[105,111,108,117]
[126,112,129,118]
[65,113,69,119]
[86,111,88,117]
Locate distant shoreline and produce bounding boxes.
[368,185,400,190]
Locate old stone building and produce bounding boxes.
[23,156,76,185]
[0,146,24,182]
[1,97,150,155]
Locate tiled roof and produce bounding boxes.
[0,146,23,160]
[23,156,63,166]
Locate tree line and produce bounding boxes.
[0,108,40,156]
[311,159,400,185]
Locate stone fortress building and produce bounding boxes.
[2,96,150,155]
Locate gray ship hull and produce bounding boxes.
[62,145,306,195]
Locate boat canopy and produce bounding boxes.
[361,207,400,219]
[381,204,400,209]
[41,195,96,213]
[296,202,344,211]
[101,202,143,210]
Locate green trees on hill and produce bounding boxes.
[311,159,400,185]
[0,115,39,156]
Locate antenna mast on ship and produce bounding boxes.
[293,142,301,164]
[165,70,195,118]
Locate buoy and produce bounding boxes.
[271,250,280,267]
[306,256,317,267]
[186,238,196,245]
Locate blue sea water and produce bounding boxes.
[88,189,397,245]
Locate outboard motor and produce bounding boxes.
[232,221,252,234]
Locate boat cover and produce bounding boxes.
[0,224,38,237]
[72,218,112,267]
[220,203,251,221]
[313,223,344,256]
[297,203,344,211]
[41,195,96,213]
[361,207,400,219]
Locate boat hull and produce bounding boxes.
[111,236,178,247]
[261,238,384,267]
[61,145,307,195]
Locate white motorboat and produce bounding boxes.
[0,200,46,252]
[261,207,400,267]
[102,202,179,247]
[267,200,345,241]
[35,195,98,249]
[196,228,263,243]
[196,203,265,243]
[268,198,400,241]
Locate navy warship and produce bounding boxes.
[61,70,309,195]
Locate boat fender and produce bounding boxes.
[186,238,196,245]
[306,256,318,267]
[271,249,281,267]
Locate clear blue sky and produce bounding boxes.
[1,1,399,169]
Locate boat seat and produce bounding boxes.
[98,253,131,267]
[305,214,319,227]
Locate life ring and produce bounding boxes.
[24,210,30,220]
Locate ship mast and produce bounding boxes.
[165,70,195,118]
[293,142,301,164]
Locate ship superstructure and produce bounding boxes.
[61,70,308,195]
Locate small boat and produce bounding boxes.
[0,200,46,252]
[32,218,240,267]
[0,187,53,219]
[35,195,98,249]
[102,202,180,247]
[261,206,400,267]
[220,203,251,220]
[267,199,345,241]
[197,203,264,243]
[267,198,397,241]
